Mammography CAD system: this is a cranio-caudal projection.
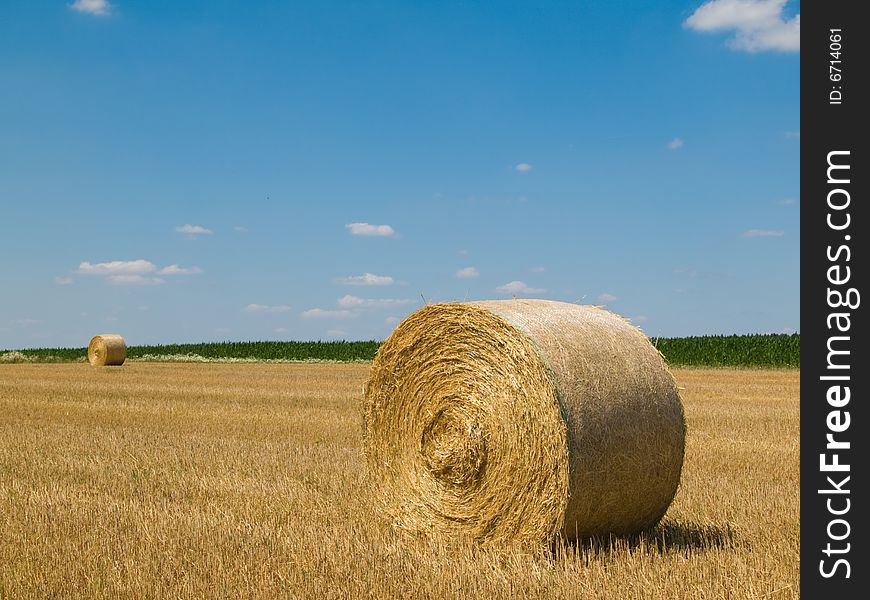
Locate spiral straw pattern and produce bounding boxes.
[363,300,685,546]
[87,334,127,367]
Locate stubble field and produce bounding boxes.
[0,363,798,599]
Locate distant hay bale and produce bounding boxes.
[87,334,127,367]
[363,299,685,546]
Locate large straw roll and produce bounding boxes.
[363,299,685,546]
[87,334,127,366]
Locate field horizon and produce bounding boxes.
[2,332,800,368]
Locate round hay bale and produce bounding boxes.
[87,334,127,367]
[363,299,685,546]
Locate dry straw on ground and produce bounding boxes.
[364,299,686,546]
[0,363,798,598]
[87,334,127,367]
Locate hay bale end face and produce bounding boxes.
[87,334,127,366]
[363,299,685,546]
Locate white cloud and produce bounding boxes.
[106,275,165,286]
[529,266,546,273]
[301,308,353,319]
[785,130,800,138]
[326,329,347,337]
[13,318,41,327]
[176,224,213,238]
[158,264,203,275]
[779,198,797,206]
[685,0,799,53]
[632,315,649,324]
[597,293,618,304]
[274,327,290,333]
[515,163,533,172]
[242,304,293,314]
[455,266,479,279]
[495,281,546,295]
[733,15,799,51]
[70,0,110,16]
[667,138,684,150]
[54,276,74,286]
[345,222,395,237]
[385,316,400,325]
[76,259,201,285]
[335,273,394,286]
[337,295,413,308]
[741,229,785,238]
[78,259,157,275]
[234,226,249,233]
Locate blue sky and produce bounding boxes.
[0,0,799,348]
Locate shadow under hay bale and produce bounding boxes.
[553,521,737,561]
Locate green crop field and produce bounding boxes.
[0,340,380,363]
[651,333,800,368]
[1,333,798,368]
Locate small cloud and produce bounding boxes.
[457,249,469,256]
[78,259,157,275]
[515,163,533,172]
[455,266,479,279]
[741,229,785,238]
[529,266,546,273]
[779,198,797,206]
[385,316,400,325]
[301,308,353,319]
[345,223,395,237]
[70,0,111,16]
[77,259,201,282]
[105,316,119,322]
[106,275,165,286]
[667,138,684,150]
[274,327,290,333]
[54,276,74,286]
[785,130,800,138]
[234,226,249,233]
[242,304,293,314]
[337,295,365,308]
[495,281,546,295]
[685,0,800,53]
[13,318,41,327]
[158,264,203,275]
[326,329,346,337]
[631,315,649,324]
[597,293,618,304]
[337,295,413,308]
[176,224,213,239]
[335,273,394,286]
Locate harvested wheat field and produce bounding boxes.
[0,363,798,599]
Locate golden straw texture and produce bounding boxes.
[87,334,127,367]
[363,300,685,546]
